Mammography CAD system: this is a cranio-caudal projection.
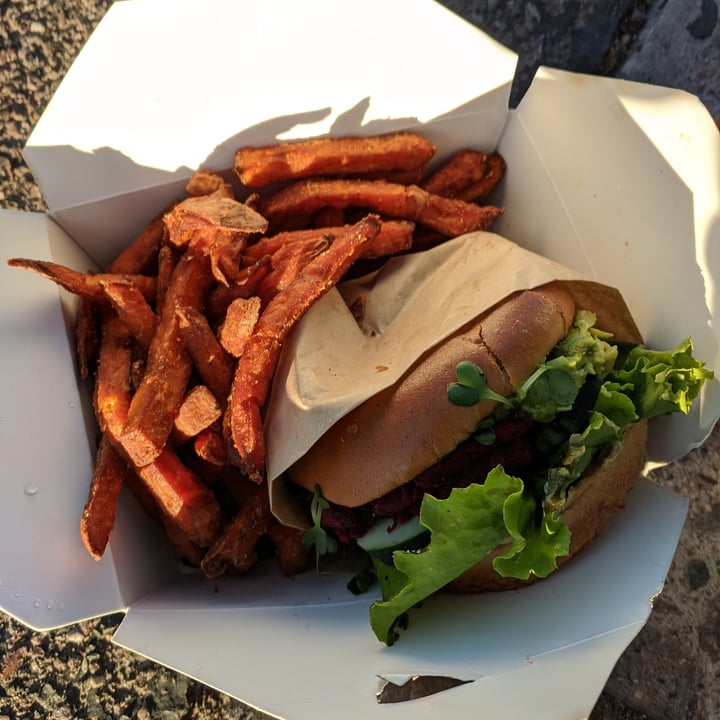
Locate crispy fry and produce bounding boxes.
[107,206,169,274]
[75,297,100,379]
[421,149,488,197]
[256,178,503,236]
[6,258,156,304]
[163,193,268,250]
[176,305,234,402]
[200,482,271,578]
[100,278,156,350]
[173,385,223,444]
[185,169,234,199]
[155,244,176,316]
[454,152,506,202]
[80,434,128,560]
[243,220,414,265]
[266,519,309,576]
[225,215,381,481]
[95,315,222,548]
[205,254,273,321]
[234,132,436,188]
[219,296,262,357]
[194,425,229,467]
[121,469,206,566]
[255,236,332,305]
[120,251,214,467]
[313,206,346,227]
[359,219,414,258]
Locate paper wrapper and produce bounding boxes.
[265,231,641,527]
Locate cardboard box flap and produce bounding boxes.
[494,67,720,460]
[23,0,517,256]
[111,479,687,720]
[0,210,125,628]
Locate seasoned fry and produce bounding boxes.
[75,297,100,379]
[455,151,506,202]
[80,434,128,560]
[255,236,332,305]
[185,169,234,199]
[225,215,381,482]
[234,132,436,188]
[313,206,346,228]
[243,220,414,264]
[421,149,488,197]
[120,251,214,467]
[107,207,168,274]
[219,296,262,357]
[200,483,271,578]
[155,244,176,316]
[100,278,156,350]
[6,258,156,304]
[266,519,309,576]
[163,194,268,250]
[205,254,273,321]
[256,178,503,236]
[194,425,229,467]
[176,305,234,402]
[173,385,223,444]
[95,315,222,548]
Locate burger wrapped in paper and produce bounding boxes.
[266,233,712,645]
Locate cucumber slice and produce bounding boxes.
[357,516,429,564]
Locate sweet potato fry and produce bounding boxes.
[173,385,223,444]
[185,169,234,199]
[194,425,229,467]
[75,297,100,379]
[234,132,436,188]
[163,194,268,250]
[200,482,271,578]
[155,244,176,316]
[6,258,157,304]
[80,433,128,560]
[219,296,262,357]
[107,206,169,274]
[454,152,506,202]
[313,206,346,228]
[225,214,381,482]
[421,149,488,198]
[205,254,273,321]
[100,278,156,350]
[243,220,414,265]
[121,469,206,566]
[137,449,223,548]
[120,251,214,467]
[255,236,332,305]
[266,519,309,576]
[95,314,222,548]
[256,178,503,237]
[176,305,234,402]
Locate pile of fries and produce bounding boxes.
[7,132,505,578]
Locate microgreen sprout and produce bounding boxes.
[302,485,338,568]
[447,360,513,407]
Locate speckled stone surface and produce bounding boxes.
[1,2,718,719]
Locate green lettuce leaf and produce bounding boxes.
[610,338,713,418]
[368,467,570,645]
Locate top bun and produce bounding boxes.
[288,281,576,506]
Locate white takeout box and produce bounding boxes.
[2,0,719,718]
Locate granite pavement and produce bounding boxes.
[1,1,719,718]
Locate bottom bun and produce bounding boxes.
[447,419,648,593]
